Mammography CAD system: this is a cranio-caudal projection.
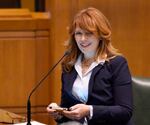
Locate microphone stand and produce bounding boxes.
[27,52,69,125]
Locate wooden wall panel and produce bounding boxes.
[46,0,72,103]
[0,37,36,106]
[0,9,51,124]
[46,1,75,124]
[21,0,34,11]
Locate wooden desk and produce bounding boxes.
[0,109,26,124]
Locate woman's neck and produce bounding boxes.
[82,58,95,66]
[83,51,96,59]
[81,55,95,75]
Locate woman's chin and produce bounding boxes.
[82,51,96,59]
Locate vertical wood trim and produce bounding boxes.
[21,0,35,11]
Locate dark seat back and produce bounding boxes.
[132,77,150,125]
[0,0,21,8]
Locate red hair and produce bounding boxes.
[62,7,119,72]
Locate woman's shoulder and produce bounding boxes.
[109,55,127,63]
[107,55,128,69]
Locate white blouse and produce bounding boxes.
[69,55,105,125]
[72,55,105,103]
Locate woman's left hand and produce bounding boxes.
[62,104,90,120]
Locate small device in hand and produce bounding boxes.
[48,103,69,112]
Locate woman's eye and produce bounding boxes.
[74,31,93,38]
[75,32,82,35]
[85,32,93,36]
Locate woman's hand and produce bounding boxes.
[62,104,90,120]
[46,103,62,120]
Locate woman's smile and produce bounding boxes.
[80,42,92,48]
[75,27,99,58]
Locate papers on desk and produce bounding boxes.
[13,121,46,125]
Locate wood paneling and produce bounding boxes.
[21,0,34,11]
[46,1,75,124]
[46,0,73,104]
[0,9,51,124]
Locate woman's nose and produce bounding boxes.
[81,34,86,41]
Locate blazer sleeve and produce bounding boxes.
[92,56,133,123]
[55,73,71,123]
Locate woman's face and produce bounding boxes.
[74,27,100,59]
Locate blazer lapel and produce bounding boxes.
[66,68,77,93]
[87,64,104,101]
[65,68,83,102]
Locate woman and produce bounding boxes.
[47,7,133,125]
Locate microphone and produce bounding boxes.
[26,51,69,125]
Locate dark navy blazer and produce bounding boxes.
[59,56,133,125]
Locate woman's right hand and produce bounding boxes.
[46,107,62,119]
[46,103,63,120]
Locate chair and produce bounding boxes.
[132,77,150,125]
